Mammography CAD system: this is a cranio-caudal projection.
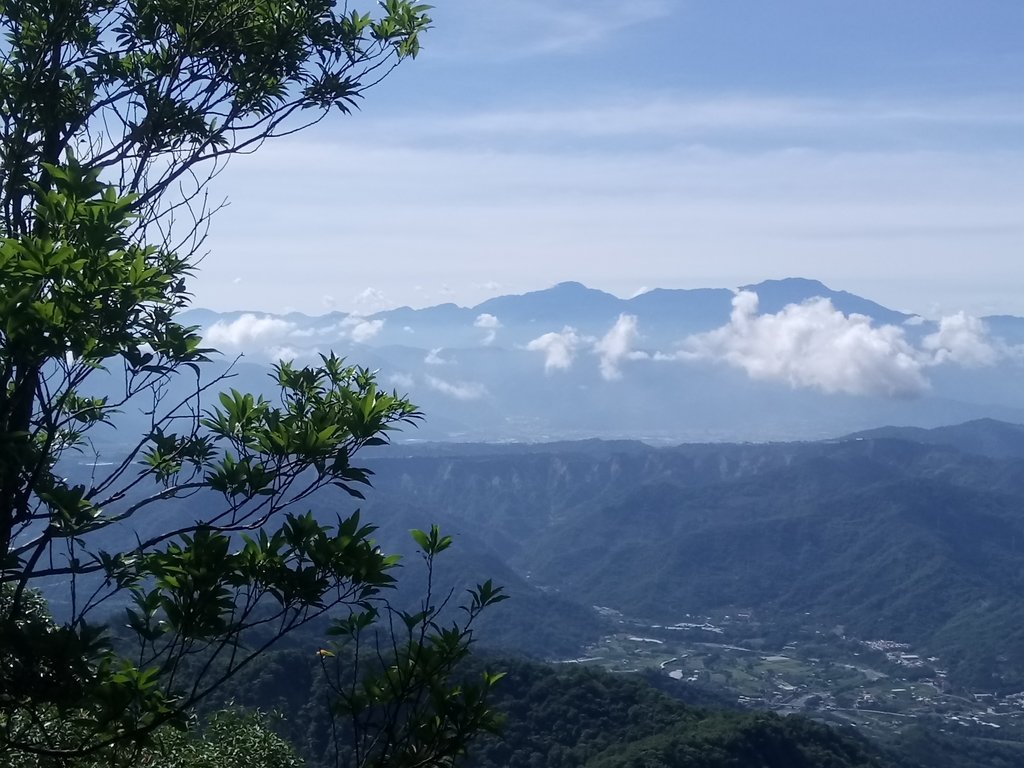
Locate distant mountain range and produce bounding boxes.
[183,277,920,351]
[177,278,1024,442]
[847,418,1024,459]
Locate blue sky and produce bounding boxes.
[194,0,1024,317]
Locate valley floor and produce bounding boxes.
[559,609,1024,748]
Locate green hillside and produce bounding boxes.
[351,432,1024,690]
[204,649,899,768]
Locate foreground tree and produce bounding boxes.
[8,709,306,768]
[0,0,433,247]
[0,0,505,764]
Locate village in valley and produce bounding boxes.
[557,609,1024,743]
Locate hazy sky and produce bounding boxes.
[193,0,1024,318]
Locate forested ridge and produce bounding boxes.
[201,646,897,768]
[196,639,1024,768]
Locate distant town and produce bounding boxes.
[559,609,1024,743]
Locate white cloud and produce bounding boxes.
[681,292,929,397]
[425,375,487,401]
[393,96,1024,146]
[424,347,452,365]
[474,313,502,344]
[353,287,388,313]
[527,316,646,379]
[520,0,672,55]
[347,318,385,343]
[204,314,297,350]
[388,372,415,389]
[430,0,673,59]
[203,311,389,357]
[266,345,321,362]
[525,327,584,372]
[594,314,646,380]
[922,312,999,367]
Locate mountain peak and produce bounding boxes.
[550,280,590,291]
[472,281,622,322]
[742,277,831,294]
[740,277,910,324]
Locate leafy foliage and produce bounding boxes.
[0,0,432,247]
[319,529,508,768]
[6,709,304,768]
[0,0,505,765]
[145,537,509,768]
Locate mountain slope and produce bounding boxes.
[846,418,1024,459]
[207,649,900,768]
[358,426,1024,689]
